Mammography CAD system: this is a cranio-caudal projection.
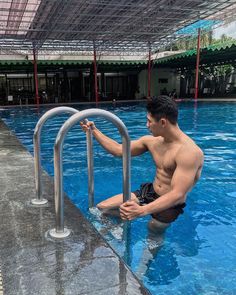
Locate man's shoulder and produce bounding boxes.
[140,135,162,141]
[139,135,162,145]
[178,139,204,163]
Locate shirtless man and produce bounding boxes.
[80,96,204,232]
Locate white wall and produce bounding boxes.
[138,68,181,97]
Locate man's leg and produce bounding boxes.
[148,218,170,234]
[93,193,138,238]
[135,219,169,277]
[97,192,138,212]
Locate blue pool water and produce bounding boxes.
[1,102,236,295]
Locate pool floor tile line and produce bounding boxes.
[0,119,150,295]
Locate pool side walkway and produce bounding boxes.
[0,120,150,295]
[1,97,236,109]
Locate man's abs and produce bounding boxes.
[153,171,172,196]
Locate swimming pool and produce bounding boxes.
[1,101,236,295]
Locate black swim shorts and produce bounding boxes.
[133,182,185,224]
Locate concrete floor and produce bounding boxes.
[0,120,150,295]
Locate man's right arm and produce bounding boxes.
[80,121,150,157]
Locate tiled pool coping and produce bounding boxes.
[1,97,236,109]
[0,120,150,295]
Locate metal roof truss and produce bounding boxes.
[0,0,235,55]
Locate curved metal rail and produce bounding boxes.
[31,106,94,206]
[49,108,131,239]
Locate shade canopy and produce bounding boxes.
[0,0,235,55]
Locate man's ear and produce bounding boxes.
[160,118,167,127]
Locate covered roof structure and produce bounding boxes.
[0,58,148,73]
[155,40,236,68]
[0,41,235,72]
[0,0,236,56]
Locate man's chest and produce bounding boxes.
[150,143,179,174]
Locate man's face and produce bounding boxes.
[146,113,163,136]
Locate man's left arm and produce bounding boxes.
[120,149,203,220]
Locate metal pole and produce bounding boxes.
[194,28,201,100]
[32,107,80,206]
[148,46,151,98]
[93,42,99,104]
[87,129,94,208]
[122,136,131,203]
[49,109,131,239]
[33,47,40,105]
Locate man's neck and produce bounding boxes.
[162,124,183,143]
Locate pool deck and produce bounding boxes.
[0,97,236,109]
[0,119,150,295]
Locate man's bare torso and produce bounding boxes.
[144,134,203,197]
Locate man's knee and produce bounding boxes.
[97,193,138,211]
[96,200,115,211]
[96,201,107,210]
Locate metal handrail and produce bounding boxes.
[31,106,94,206]
[49,108,131,239]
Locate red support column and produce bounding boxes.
[148,47,151,98]
[194,28,201,100]
[33,47,40,105]
[93,43,98,104]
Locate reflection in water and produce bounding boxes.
[52,232,124,295]
[193,100,198,130]
[55,244,65,295]
[123,221,132,266]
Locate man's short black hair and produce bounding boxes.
[146,96,178,124]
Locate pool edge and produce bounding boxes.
[0,119,151,295]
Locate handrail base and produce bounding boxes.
[49,228,71,239]
[31,198,48,206]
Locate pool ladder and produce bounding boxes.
[32,107,131,238]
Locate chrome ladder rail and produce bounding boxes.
[49,108,131,239]
[31,106,94,206]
